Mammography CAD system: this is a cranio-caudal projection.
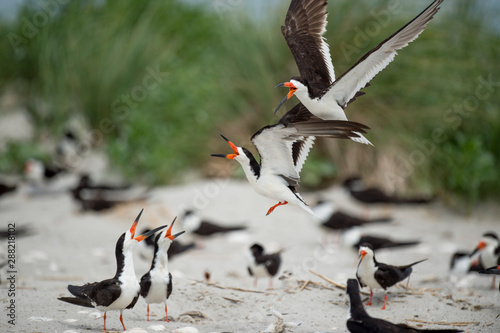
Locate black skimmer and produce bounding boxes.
[140,218,185,322]
[356,244,426,309]
[181,210,246,236]
[343,177,433,205]
[138,227,195,262]
[211,103,369,216]
[480,265,500,291]
[58,210,167,331]
[346,279,463,333]
[471,232,500,288]
[247,243,282,288]
[342,228,420,251]
[449,251,483,275]
[275,0,444,146]
[24,158,67,184]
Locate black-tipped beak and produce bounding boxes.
[171,231,185,239]
[211,154,227,158]
[274,94,289,114]
[134,224,168,242]
[220,134,230,142]
[275,82,285,88]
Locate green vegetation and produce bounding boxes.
[0,0,498,208]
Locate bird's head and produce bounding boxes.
[211,134,247,163]
[157,217,185,248]
[274,77,307,113]
[121,209,168,251]
[358,244,374,261]
[471,232,499,256]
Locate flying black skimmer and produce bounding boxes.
[346,279,463,333]
[247,243,282,288]
[342,228,420,251]
[275,0,444,146]
[140,218,185,321]
[24,158,67,184]
[471,232,500,288]
[343,177,433,205]
[356,244,427,309]
[181,210,246,236]
[211,103,369,216]
[58,210,167,331]
[480,265,500,291]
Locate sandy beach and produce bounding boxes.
[1,178,499,333]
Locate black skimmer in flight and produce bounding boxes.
[356,244,427,309]
[181,210,246,236]
[471,232,500,288]
[140,218,185,322]
[342,228,420,251]
[480,265,500,291]
[247,243,282,288]
[211,103,369,217]
[346,279,463,333]
[343,177,433,205]
[275,0,444,146]
[58,210,167,331]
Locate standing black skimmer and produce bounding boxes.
[24,158,67,184]
[342,228,420,251]
[471,232,500,288]
[356,244,427,309]
[480,265,500,291]
[247,243,282,288]
[140,218,185,322]
[346,279,463,333]
[58,210,167,331]
[343,177,433,205]
[181,210,246,236]
[211,103,369,216]
[275,0,444,146]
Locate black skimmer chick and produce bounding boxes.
[247,243,282,288]
[356,244,427,309]
[342,228,420,251]
[343,177,433,205]
[58,210,167,331]
[211,103,369,216]
[140,218,185,322]
[275,0,444,146]
[471,232,500,288]
[346,279,463,333]
[181,210,246,236]
[480,265,500,291]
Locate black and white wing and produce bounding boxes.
[325,0,443,107]
[282,0,334,88]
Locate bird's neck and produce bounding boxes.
[237,153,260,184]
[150,244,170,272]
[348,290,369,320]
[116,247,136,280]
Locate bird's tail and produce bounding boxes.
[350,132,373,146]
[58,297,93,308]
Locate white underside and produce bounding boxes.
[144,268,170,304]
[357,258,383,290]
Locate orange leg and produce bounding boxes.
[366,290,373,306]
[102,312,107,332]
[120,311,126,331]
[266,201,288,216]
[254,278,258,288]
[492,276,497,290]
[147,304,150,321]
[165,303,169,322]
[381,291,388,310]
[268,279,273,289]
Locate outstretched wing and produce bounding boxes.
[324,0,443,107]
[282,0,334,87]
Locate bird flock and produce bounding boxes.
[9,0,489,331]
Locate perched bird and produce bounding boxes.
[181,210,246,236]
[342,228,420,251]
[211,103,369,216]
[275,0,444,146]
[471,232,500,288]
[346,278,463,333]
[356,244,427,309]
[58,210,166,331]
[24,158,67,184]
[479,265,500,291]
[343,177,432,205]
[247,243,282,288]
[140,218,185,321]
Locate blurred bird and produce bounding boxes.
[342,228,420,251]
[58,210,166,331]
[24,158,67,184]
[275,0,443,146]
[55,129,88,168]
[247,243,282,288]
[0,182,17,198]
[471,232,500,288]
[181,210,246,236]
[346,279,463,333]
[140,218,185,321]
[479,265,500,291]
[212,103,368,217]
[449,251,483,275]
[356,244,427,309]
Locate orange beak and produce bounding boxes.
[165,217,185,240]
[129,209,144,238]
[134,224,169,242]
[359,249,367,260]
[211,134,240,160]
[274,82,298,113]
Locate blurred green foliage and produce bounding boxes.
[0,0,498,207]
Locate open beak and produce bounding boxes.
[164,217,185,240]
[211,134,239,160]
[129,209,144,238]
[134,224,168,242]
[274,82,297,114]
